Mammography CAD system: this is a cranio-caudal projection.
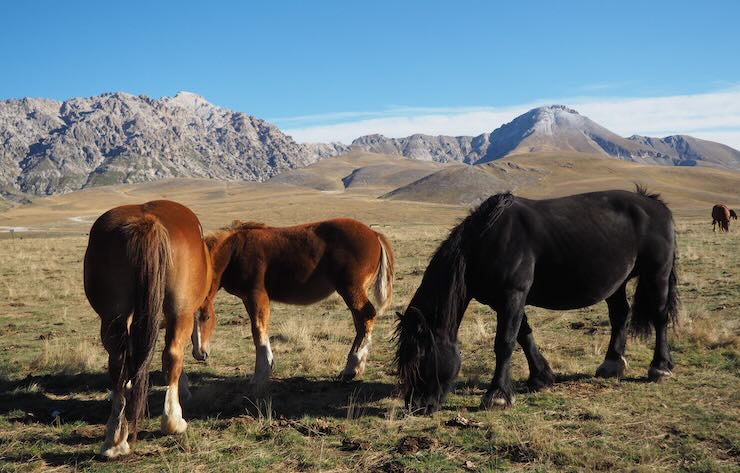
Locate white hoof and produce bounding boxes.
[648,366,672,382]
[481,391,514,409]
[100,440,131,459]
[340,355,366,381]
[491,395,513,407]
[161,416,188,435]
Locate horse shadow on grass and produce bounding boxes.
[0,371,397,468]
[0,370,397,426]
[184,371,397,420]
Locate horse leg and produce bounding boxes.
[244,290,274,387]
[481,290,526,409]
[160,314,190,435]
[99,314,132,458]
[337,287,376,382]
[518,312,555,391]
[634,276,674,381]
[596,284,630,378]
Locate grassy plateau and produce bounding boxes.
[0,153,738,472]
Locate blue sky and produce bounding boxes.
[2,1,739,146]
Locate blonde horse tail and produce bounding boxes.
[370,232,395,314]
[120,214,172,439]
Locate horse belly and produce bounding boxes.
[526,259,634,310]
[268,272,336,306]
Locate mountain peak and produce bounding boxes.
[164,91,216,111]
[535,104,580,115]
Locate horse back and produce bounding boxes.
[475,190,675,310]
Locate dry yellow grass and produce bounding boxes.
[0,155,738,472]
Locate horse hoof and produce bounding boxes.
[647,366,672,382]
[338,370,357,383]
[161,416,188,435]
[100,440,131,459]
[481,390,513,409]
[527,372,555,392]
[596,357,626,379]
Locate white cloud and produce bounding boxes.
[281,88,740,150]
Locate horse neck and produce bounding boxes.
[208,232,236,293]
[412,240,470,337]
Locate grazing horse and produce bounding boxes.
[84,200,212,458]
[196,218,394,385]
[396,188,679,413]
[712,204,732,232]
[731,209,738,220]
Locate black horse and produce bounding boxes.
[396,188,679,413]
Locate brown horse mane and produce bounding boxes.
[228,220,268,231]
[204,220,267,250]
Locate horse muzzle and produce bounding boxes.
[192,348,209,362]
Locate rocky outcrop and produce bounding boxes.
[0,91,344,195]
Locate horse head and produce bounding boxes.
[193,294,217,362]
[193,231,231,362]
[395,306,461,414]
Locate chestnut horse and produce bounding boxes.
[197,218,394,385]
[712,204,733,232]
[84,200,212,458]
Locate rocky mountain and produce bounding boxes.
[351,105,740,170]
[0,91,345,196]
[3,95,739,198]
[351,133,489,164]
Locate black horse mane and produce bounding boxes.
[632,184,680,336]
[395,192,515,386]
[634,183,665,205]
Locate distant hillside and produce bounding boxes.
[352,105,740,170]
[267,151,444,192]
[0,92,347,196]
[381,151,740,206]
[382,160,544,205]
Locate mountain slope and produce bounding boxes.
[0,92,345,196]
[351,105,740,170]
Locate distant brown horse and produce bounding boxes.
[712,204,733,232]
[197,218,394,385]
[84,200,212,458]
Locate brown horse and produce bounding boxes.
[197,218,394,385]
[712,204,732,232]
[84,200,212,458]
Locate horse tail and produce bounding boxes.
[664,235,680,328]
[120,214,172,439]
[631,224,680,336]
[370,232,395,314]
